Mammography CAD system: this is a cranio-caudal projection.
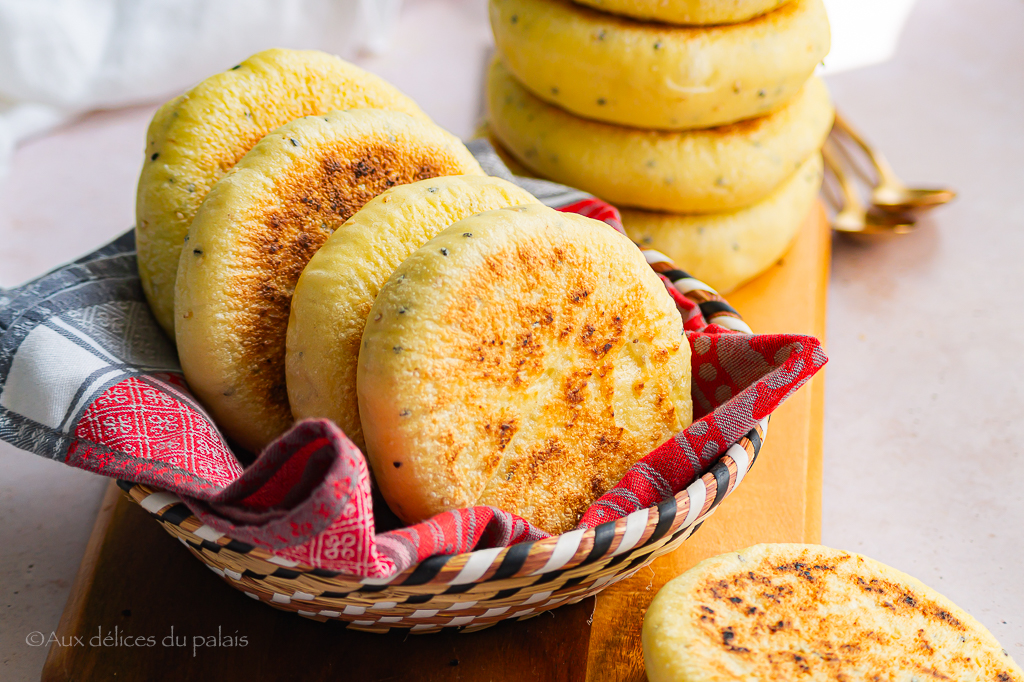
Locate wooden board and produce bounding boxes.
[583,202,830,681]
[42,203,829,682]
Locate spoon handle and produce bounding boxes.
[832,112,904,190]
[822,140,866,213]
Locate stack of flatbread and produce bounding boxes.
[136,48,693,535]
[486,0,833,293]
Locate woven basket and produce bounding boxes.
[117,271,767,633]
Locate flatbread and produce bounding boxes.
[622,153,823,294]
[571,0,791,25]
[487,59,833,213]
[174,109,483,454]
[136,48,429,336]
[490,0,829,130]
[286,175,539,453]
[357,203,692,534]
[643,543,1024,682]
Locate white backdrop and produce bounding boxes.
[0,0,915,176]
[0,0,402,175]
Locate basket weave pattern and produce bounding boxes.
[0,146,826,632]
[118,416,765,633]
[111,262,780,632]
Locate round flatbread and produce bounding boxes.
[487,59,833,213]
[622,153,823,294]
[571,0,791,25]
[357,203,693,534]
[643,543,1024,682]
[286,175,539,453]
[489,0,829,131]
[175,110,483,454]
[137,48,429,336]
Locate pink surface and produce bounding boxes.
[1,0,1022,677]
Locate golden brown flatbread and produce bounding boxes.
[136,48,428,336]
[490,0,829,130]
[643,543,1024,682]
[174,109,483,453]
[358,203,692,533]
[286,175,539,453]
[621,153,823,294]
[487,58,833,213]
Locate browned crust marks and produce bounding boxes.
[416,235,681,533]
[683,550,1021,680]
[230,142,461,422]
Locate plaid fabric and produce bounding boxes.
[0,142,826,578]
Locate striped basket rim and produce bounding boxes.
[118,416,765,587]
[118,257,768,628]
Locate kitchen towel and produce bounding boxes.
[0,142,826,577]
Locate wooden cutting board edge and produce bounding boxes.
[44,483,122,682]
[583,200,830,682]
[42,202,830,682]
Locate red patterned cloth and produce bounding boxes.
[68,231,823,579]
[69,374,242,492]
[0,191,825,579]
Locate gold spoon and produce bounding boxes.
[822,141,918,235]
[832,112,956,212]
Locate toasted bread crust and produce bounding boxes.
[136,48,429,336]
[643,544,1024,682]
[175,110,483,453]
[286,175,539,452]
[358,204,692,533]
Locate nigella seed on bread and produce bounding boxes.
[174,110,483,454]
[489,0,829,130]
[486,58,834,214]
[136,47,431,337]
[357,203,693,534]
[643,543,1024,682]
[621,153,823,294]
[287,175,539,453]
